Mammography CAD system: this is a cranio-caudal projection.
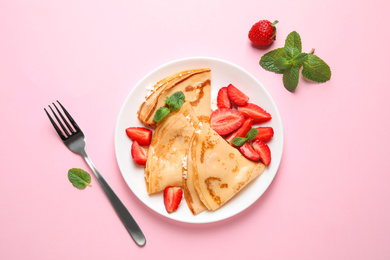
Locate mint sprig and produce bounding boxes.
[232,128,258,146]
[154,91,185,122]
[260,31,331,92]
[68,168,92,189]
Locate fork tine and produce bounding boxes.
[44,108,67,140]
[48,104,71,137]
[52,102,75,134]
[56,100,81,132]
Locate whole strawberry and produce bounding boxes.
[248,20,278,46]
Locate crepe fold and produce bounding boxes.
[144,102,200,194]
[138,68,211,128]
[186,123,265,212]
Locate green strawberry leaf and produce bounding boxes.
[68,168,92,189]
[284,31,302,58]
[232,137,247,147]
[302,54,331,83]
[246,128,259,141]
[154,106,170,122]
[260,48,287,74]
[283,65,301,92]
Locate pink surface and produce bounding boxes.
[1,0,389,259]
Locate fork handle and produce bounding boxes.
[81,151,146,246]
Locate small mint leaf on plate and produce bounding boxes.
[260,48,287,74]
[302,54,331,83]
[68,168,92,189]
[232,137,247,147]
[283,65,301,92]
[154,107,170,122]
[167,91,185,110]
[246,128,259,141]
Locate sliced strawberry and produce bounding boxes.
[239,142,261,161]
[225,118,254,145]
[227,84,249,106]
[210,108,245,135]
[237,103,272,124]
[164,186,183,213]
[254,127,274,142]
[131,141,147,165]
[125,127,152,146]
[217,87,232,109]
[252,139,271,166]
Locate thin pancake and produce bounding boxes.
[192,123,265,211]
[145,102,199,194]
[183,123,207,215]
[138,68,211,128]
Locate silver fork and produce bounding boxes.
[44,100,146,247]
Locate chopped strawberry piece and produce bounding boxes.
[225,118,254,145]
[125,127,152,146]
[131,141,147,165]
[237,103,272,124]
[252,139,271,166]
[239,142,261,161]
[254,127,274,142]
[227,84,249,106]
[164,186,183,213]
[210,108,245,136]
[217,87,232,109]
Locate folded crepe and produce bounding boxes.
[138,68,211,128]
[144,102,200,194]
[188,123,265,212]
[183,123,207,215]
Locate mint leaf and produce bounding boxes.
[154,107,170,122]
[260,48,287,74]
[246,128,258,141]
[232,128,258,146]
[284,31,302,58]
[259,30,331,92]
[155,92,186,122]
[165,91,185,110]
[232,137,247,147]
[274,58,291,70]
[283,65,301,92]
[293,53,308,65]
[302,54,331,83]
[68,168,92,189]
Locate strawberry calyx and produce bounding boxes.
[271,20,279,39]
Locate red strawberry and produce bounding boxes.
[125,127,152,146]
[131,141,147,165]
[237,103,272,124]
[248,20,278,46]
[164,186,183,213]
[217,87,232,109]
[210,108,245,135]
[227,84,249,106]
[225,118,253,145]
[239,142,261,161]
[254,127,274,142]
[252,139,271,166]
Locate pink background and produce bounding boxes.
[1,0,389,259]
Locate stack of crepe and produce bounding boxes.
[138,68,265,215]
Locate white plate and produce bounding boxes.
[114,57,283,224]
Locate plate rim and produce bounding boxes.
[114,56,284,224]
